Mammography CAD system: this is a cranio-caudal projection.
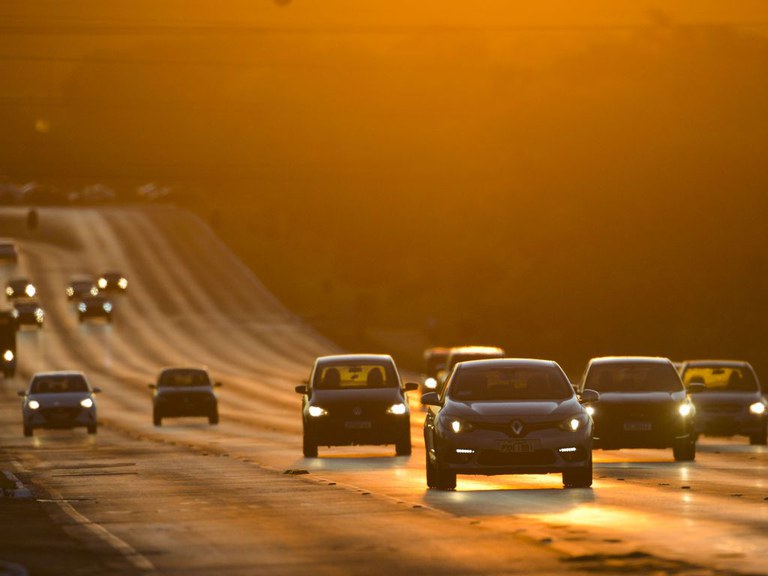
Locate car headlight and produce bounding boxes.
[103,302,113,313]
[66,287,74,297]
[35,308,44,319]
[585,405,595,416]
[118,278,128,289]
[387,402,407,415]
[11,309,19,318]
[5,287,13,296]
[78,302,87,312]
[560,414,589,432]
[308,405,327,417]
[449,418,473,434]
[90,287,99,296]
[678,403,693,417]
[25,284,36,297]
[98,278,107,289]
[424,377,437,390]
[80,398,94,408]
[28,400,40,410]
[2,349,13,362]
[749,402,766,415]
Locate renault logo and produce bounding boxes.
[511,420,524,436]
[353,407,363,416]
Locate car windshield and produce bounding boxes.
[159,370,211,387]
[31,375,88,394]
[585,363,683,393]
[314,363,397,390]
[448,366,573,401]
[682,366,758,392]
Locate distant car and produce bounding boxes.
[149,367,221,426]
[18,371,100,436]
[0,239,18,264]
[12,299,44,329]
[679,360,767,445]
[0,311,17,378]
[78,295,113,323]
[421,346,450,394]
[436,346,507,392]
[295,354,419,457]
[579,356,697,461]
[5,276,36,300]
[422,358,597,490]
[97,271,128,293]
[66,274,99,300]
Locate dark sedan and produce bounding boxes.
[12,298,44,329]
[5,276,36,300]
[679,360,767,445]
[78,295,113,323]
[579,356,697,461]
[149,367,221,426]
[295,354,418,457]
[18,371,100,436]
[422,358,597,490]
[97,271,128,293]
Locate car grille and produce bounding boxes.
[327,402,389,418]
[40,407,80,421]
[700,404,742,414]
[471,420,561,437]
[477,449,556,466]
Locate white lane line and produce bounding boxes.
[44,486,156,573]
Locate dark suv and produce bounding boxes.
[295,354,418,457]
[579,356,697,461]
[149,367,221,426]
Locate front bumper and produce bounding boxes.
[24,406,97,430]
[695,410,766,437]
[154,394,217,417]
[305,415,410,447]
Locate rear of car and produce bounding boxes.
[150,367,220,426]
[78,295,113,322]
[12,299,44,329]
[579,357,696,461]
[679,360,767,445]
[296,354,417,457]
[18,371,99,436]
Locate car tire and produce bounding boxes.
[749,423,767,445]
[395,435,412,456]
[23,425,32,437]
[303,433,318,458]
[562,458,593,488]
[153,411,162,427]
[209,410,219,425]
[87,424,97,435]
[673,437,696,461]
[435,463,456,491]
[425,452,437,488]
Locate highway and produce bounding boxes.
[1,206,767,575]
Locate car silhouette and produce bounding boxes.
[422,358,596,490]
[149,367,221,426]
[18,371,101,436]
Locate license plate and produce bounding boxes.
[623,422,652,431]
[498,440,535,453]
[344,421,372,429]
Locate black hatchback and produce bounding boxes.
[295,354,418,457]
[149,367,221,426]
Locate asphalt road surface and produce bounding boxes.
[1,206,766,576]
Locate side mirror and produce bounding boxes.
[92,387,102,394]
[421,392,441,406]
[404,382,419,392]
[214,382,223,388]
[687,383,706,394]
[17,390,25,397]
[148,383,156,389]
[295,384,308,395]
[580,389,600,403]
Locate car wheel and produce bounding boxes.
[562,458,593,488]
[87,424,97,435]
[23,425,32,437]
[395,435,412,456]
[749,423,767,445]
[425,452,437,488]
[673,437,696,461]
[153,411,162,427]
[435,462,456,491]
[302,433,318,458]
[209,410,219,425]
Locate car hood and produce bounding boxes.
[690,391,763,405]
[444,397,582,420]
[157,386,215,395]
[595,391,686,404]
[27,393,92,407]
[311,387,404,405]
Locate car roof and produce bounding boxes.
[160,366,209,373]
[455,358,562,370]
[680,359,752,368]
[588,356,673,365]
[315,353,395,365]
[31,370,86,378]
[448,345,506,355]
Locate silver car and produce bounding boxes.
[18,371,101,437]
[423,358,597,490]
